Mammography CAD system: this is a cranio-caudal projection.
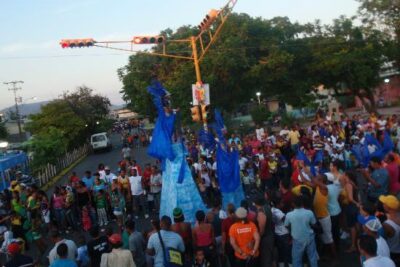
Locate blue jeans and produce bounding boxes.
[53,208,65,229]
[292,236,318,267]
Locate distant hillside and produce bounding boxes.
[110,104,126,110]
[1,101,125,118]
[0,101,50,117]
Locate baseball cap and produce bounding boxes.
[379,195,400,210]
[364,218,382,232]
[108,234,122,244]
[173,207,183,220]
[105,166,111,170]
[112,176,118,180]
[235,207,248,219]
[7,243,20,255]
[357,215,376,225]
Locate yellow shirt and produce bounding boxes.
[313,186,329,218]
[288,130,300,145]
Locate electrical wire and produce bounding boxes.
[0,38,378,61]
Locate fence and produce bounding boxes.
[36,144,90,187]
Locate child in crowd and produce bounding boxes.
[76,235,90,267]
[241,170,251,197]
[95,190,108,226]
[193,249,210,267]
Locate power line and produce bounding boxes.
[0,53,132,60]
[0,38,379,61]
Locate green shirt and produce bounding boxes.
[95,194,107,209]
[122,230,129,249]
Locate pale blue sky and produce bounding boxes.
[0,0,360,109]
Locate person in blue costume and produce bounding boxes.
[147,81,207,223]
[198,110,245,208]
[213,110,245,209]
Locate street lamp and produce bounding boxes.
[96,121,99,125]
[256,92,261,105]
[384,78,390,84]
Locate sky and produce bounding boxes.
[0,0,360,110]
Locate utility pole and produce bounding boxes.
[4,81,24,139]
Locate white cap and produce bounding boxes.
[364,218,382,232]
[235,207,248,219]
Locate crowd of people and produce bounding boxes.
[0,111,399,267]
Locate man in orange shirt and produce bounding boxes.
[229,207,260,267]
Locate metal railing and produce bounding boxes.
[36,144,90,187]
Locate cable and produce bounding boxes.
[0,53,131,60]
[0,39,378,61]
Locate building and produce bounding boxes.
[109,108,139,121]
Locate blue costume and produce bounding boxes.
[147,81,206,222]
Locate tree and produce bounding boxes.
[26,86,111,151]
[25,127,67,170]
[250,105,271,125]
[309,17,386,111]
[63,86,111,134]
[358,0,400,66]
[119,14,319,121]
[118,13,390,118]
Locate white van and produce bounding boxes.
[90,132,112,152]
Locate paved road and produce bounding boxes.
[47,134,155,195]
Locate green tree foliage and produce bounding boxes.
[24,127,67,170]
[119,13,389,119]
[358,0,400,66]
[250,105,271,126]
[26,86,111,167]
[309,16,386,110]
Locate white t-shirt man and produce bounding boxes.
[279,129,290,138]
[364,256,395,267]
[129,175,144,196]
[376,236,390,258]
[150,174,162,194]
[122,147,131,159]
[104,172,117,184]
[238,157,248,171]
[99,169,106,181]
[256,127,265,141]
[377,119,387,131]
[48,239,77,265]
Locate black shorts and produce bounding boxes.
[344,203,358,228]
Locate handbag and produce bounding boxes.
[157,231,184,267]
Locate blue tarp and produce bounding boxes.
[0,152,28,191]
[0,153,27,172]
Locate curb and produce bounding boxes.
[41,154,88,192]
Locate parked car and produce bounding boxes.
[90,132,112,152]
